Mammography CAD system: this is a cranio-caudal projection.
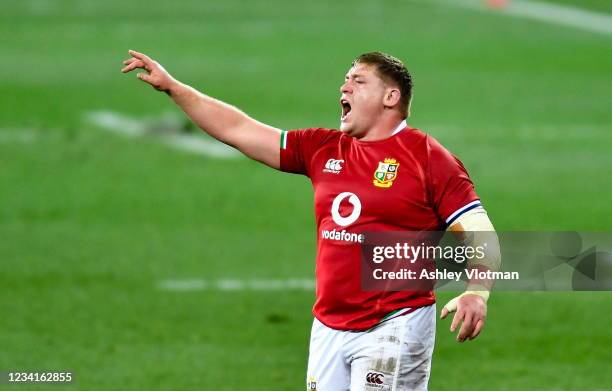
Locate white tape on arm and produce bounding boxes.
[449,207,501,272]
[443,207,501,313]
[450,206,493,230]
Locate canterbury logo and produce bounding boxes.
[366,372,384,385]
[323,158,344,174]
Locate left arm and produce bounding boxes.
[440,207,501,342]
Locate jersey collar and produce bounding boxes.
[391,119,408,136]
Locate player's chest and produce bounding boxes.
[310,146,429,219]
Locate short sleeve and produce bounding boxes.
[427,136,481,226]
[279,128,336,177]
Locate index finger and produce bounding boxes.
[128,50,153,65]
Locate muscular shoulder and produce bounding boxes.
[424,132,465,168]
[288,127,341,147]
[280,127,342,175]
[400,127,459,164]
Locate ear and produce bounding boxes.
[383,87,401,109]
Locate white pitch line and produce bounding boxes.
[438,0,612,36]
[0,129,38,143]
[158,279,210,291]
[85,110,240,159]
[86,110,145,137]
[158,278,315,292]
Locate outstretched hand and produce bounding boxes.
[121,50,177,93]
[440,293,487,342]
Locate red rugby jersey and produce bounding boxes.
[280,121,480,330]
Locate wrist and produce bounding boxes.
[166,78,183,97]
[461,289,489,302]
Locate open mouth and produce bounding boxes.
[340,99,352,121]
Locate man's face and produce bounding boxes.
[339,63,388,137]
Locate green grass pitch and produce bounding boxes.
[0,0,611,389]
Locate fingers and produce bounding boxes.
[440,307,449,320]
[450,309,463,333]
[457,312,474,342]
[120,50,154,74]
[128,49,153,66]
[440,297,458,320]
[443,294,487,342]
[121,60,145,73]
[469,319,485,340]
[137,72,152,83]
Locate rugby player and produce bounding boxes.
[122,50,500,390]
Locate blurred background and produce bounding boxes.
[1,0,610,389]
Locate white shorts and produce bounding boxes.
[306,305,436,391]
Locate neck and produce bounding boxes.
[357,115,407,141]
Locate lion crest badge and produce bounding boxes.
[373,158,399,188]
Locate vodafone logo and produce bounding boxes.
[331,192,361,226]
[323,192,364,242]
